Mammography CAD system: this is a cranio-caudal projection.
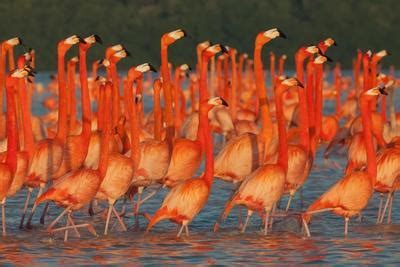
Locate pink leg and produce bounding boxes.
[47,207,71,232]
[19,188,32,229]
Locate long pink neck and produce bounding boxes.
[270,52,275,88]
[274,84,288,173]
[67,61,77,132]
[199,103,213,188]
[254,42,273,142]
[153,80,162,141]
[5,77,18,174]
[17,76,34,159]
[314,64,323,146]
[0,45,7,115]
[55,46,68,144]
[110,62,120,128]
[360,95,377,183]
[161,44,174,145]
[78,46,92,139]
[98,83,111,178]
[230,52,238,121]
[126,76,141,170]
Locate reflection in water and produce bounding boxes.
[0,73,399,264]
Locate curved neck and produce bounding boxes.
[269,52,275,88]
[17,78,34,159]
[254,44,273,142]
[161,44,174,145]
[237,56,244,101]
[67,61,77,132]
[334,67,342,116]
[98,84,111,178]
[200,55,210,103]
[230,52,238,121]
[295,52,305,84]
[298,86,310,153]
[360,96,377,183]
[55,47,68,144]
[97,83,105,131]
[126,78,140,170]
[110,62,120,128]
[199,104,213,188]
[278,57,285,76]
[314,64,323,147]
[0,46,7,114]
[153,82,162,141]
[79,47,92,139]
[5,78,18,174]
[7,47,15,71]
[274,85,288,173]
[173,71,182,134]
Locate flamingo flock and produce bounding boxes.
[0,27,397,241]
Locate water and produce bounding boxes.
[1,73,400,265]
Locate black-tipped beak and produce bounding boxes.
[181,29,190,39]
[95,76,100,81]
[18,37,24,46]
[220,45,229,54]
[221,97,229,107]
[149,64,157,73]
[296,79,304,88]
[387,51,391,56]
[187,65,192,71]
[78,36,87,44]
[379,86,388,95]
[94,34,103,44]
[277,28,287,39]
[326,55,333,62]
[27,77,33,83]
[125,49,131,57]
[333,41,338,46]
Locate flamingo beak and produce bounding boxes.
[379,86,388,95]
[221,97,229,107]
[78,36,87,44]
[277,28,287,39]
[94,34,103,44]
[149,64,157,73]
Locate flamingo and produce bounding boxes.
[0,67,33,235]
[302,85,387,236]
[35,81,114,241]
[214,28,286,183]
[164,44,227,187]
[146,96,228,237]
[22,35,85,229]
[96,63,155,235]
[214,78,303,234]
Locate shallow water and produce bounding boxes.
[1,73,400,265]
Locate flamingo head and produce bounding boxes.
[365,85,387,96]
[59,35,85,52]
[323,38,337,47]
[4,37,23,49]
[99,58,110,68]
[282,77,304,88]
[314,54,332,64]
[305,45,319,55]
[128,63,157,81]
[197,40,211,53]
[162,29,187,46]
[242,53,249,59]
[105,44,124,59]
[280,54,287,60]
[202,44,228,59]
[373,50,389,62]
[257,28,286,46]
[80,34,102,50]
[110,48,130,64]
[207,96,229,107]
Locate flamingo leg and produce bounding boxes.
[88,201,95,216]
[302,217,311,237]
[26,187,43,228]
[112,206,127,231]
[67,213,81,237]
[285,194,293,212]
[238,206,243,229]
[2,199,6,236]
[388,193,394,224]
[185,225,189,236]
[47,207,71,232]
[51,223,97,237]
[264,210,270,235]
[39,202,50,225]
[19,188,32,229]
[139,187,161,206]
[64,218,69,242]
[177,224,185,237]
[344,217,349,236]
[269,204,276,229]
[104,203,113,235]
[379,193,391,224]
[241,210,253,233]
[376,193,383,224]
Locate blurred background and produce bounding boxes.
[1,0,398,70]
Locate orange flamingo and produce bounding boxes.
[96,63,155,235]
[302,85,387,236]
[22,35,85,229]
[0,67,33,235]
[35,81,114,241]
[146,96,228,237]
[214,28,286,183]
[215,78,302,234]
[164,44,227,187]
